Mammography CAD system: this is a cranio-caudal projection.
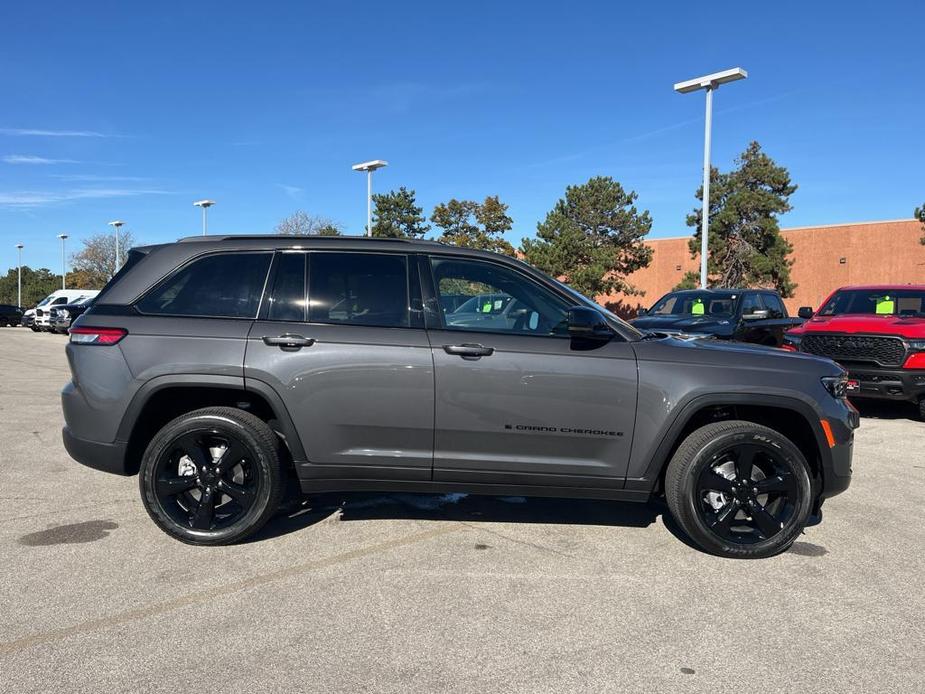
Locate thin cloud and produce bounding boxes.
[4,154,80,165]
[0,188,171,208]
[277,184,303,199]
[51,174,152,182]
[0,128,115,138]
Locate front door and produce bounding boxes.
[424,256,637,486]
[245,251,434,480]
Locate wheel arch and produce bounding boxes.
[628,393,831,495]
[118,375,306,475]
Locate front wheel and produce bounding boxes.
[664,420,813,559]
[139,407,285,545]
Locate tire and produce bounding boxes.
[918,398,925,422]
[139,407,285,545]
[664,420,813,559]
[0,318,8,327]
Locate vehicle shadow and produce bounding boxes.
[852,399,920,421]
[252,492,685,544]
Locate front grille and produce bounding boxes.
[801,334,906,367]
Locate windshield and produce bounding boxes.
[819,289,925,317]
[36,295,55,307]
[649,292,736,318]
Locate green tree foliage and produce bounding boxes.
[520,176,653,298]
[915,203,925,245]
[431,196,515,255]
[275,211,342,236]
[686,141,797,296]
[70,230,136,288]
[0,266,60,307]
[371,187,430,239]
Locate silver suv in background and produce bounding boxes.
[61,236,856,558]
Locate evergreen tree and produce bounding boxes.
[431,196,515,255]
[371,187,430,238]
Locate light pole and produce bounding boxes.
[351,160,388,236]
[108,220,125,275]
[674,67,748,289]
[57,234,68,290]
[15,243,23,308]
[193,200,215,236]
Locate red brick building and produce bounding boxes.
[601,219,925,316]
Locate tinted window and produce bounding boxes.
[740,294,763,315]
[138,252,271,318]
[819,289,925,317]
[268,253,306,321]
[762,294,785,318]
[309,253,409,328]
[650,292,735,317]
[431,257,569,335]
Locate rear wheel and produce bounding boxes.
[665,420,813,559]
[918,397,925,422]
[139,407,284,545]
[0,317,8,327]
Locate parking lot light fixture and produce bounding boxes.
[57,234,68,290]
[673,67,748,289]
[351,160,388,237]
[193,200,216,236]
[108,220,125,275]
[16,243,24,308]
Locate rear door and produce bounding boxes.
[423,255,637,486]
[245,251,434,480]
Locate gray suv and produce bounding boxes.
[62,236,856,558]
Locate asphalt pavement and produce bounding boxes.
[0,328,923,693]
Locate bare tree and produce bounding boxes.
[275,210,342,236]
[70,230,137,287]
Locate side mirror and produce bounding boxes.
[742,309,770,321]
[798,307,814,319]
[636,307,648,317]
[567,306,613,340]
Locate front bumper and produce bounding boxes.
[62,426,129,475]
[843,366,925,403]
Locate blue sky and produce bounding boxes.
[1,1,923,272]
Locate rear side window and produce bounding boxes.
[137,252,271,318]
[267,253,306,322]
[740,294,763,315]
[308,253,409,328]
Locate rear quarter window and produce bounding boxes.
[137,252,272,318]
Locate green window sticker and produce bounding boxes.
[482,302,492,313]
[875,296,894,315]
[691,299,705,316]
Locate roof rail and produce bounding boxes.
[177,234,446,244]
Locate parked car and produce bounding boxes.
[784,285,925,419]
[62,236,855,558]
[632,289,803,346]
[50,296,96,334]
[32,289,99,331]
[0,303,23,327]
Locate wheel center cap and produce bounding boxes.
[200,467,218,484]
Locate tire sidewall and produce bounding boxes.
[139,413,277,544]
[680,429,813,558]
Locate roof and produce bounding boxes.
[669,288,767,295]
[834,285,925,291]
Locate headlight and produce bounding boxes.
[908,339,925,351]
[784,334,802,347]
[821,375,848,399]
[58,310,70,319]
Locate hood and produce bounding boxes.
[631,314,735,335]
[787,314,925,339]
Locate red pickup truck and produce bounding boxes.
[783,285,925,419]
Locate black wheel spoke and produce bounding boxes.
[710,500,740,536]
[754,474,790,494]
[734,446,757,482]
[749,501,783,538]
[215,441,248,476]
[176,433,211,470]
[702,471,734,493]
[156,476,198,497]
[191,488,215,530]
[217,480,255,506]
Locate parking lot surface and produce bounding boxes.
[1,329,923,693]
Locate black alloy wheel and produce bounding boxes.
[139,407,284,545]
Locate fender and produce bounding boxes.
[115,374,307,464]
[625,392,832,492]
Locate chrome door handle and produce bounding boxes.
[443,343,494,358]
[262,334,315,351]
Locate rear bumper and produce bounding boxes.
[62,427,130,475]
[844,366,925,403]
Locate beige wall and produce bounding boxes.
[601,219,925,317]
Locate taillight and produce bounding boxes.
[68,326,127,345]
